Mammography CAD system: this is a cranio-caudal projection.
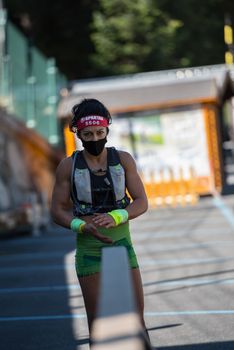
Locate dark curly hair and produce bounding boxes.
[69,98,112,133]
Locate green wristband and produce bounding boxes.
[108,209,129,226]
[70,218,86,233]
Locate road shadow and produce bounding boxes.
[0,224,84,350]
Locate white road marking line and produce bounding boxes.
[1,310,234,322]
[212,195,234,229]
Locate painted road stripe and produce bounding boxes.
[1,310,234,322]
[0,251,75,261]
[0,256,234,274]
[0,256,233,274]
[139,256,234,266]
[132,216,228,227]
[0,233,72,246]
[0,284,80,294]
[0,226,231,252]
[0,314,86,322]
[1,277,234,295]
[0,263,75,273]
[145,310,234,316]
[212,195,234,229]
[131,223,229,233]
[1,240,234,262]
[133,219,222,228]
[132,228,233,241]
[143,278,234,287]
[135,240,234,252]
[0,250,75,261]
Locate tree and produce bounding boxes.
[5,0,234,78]
[91,0,182,75]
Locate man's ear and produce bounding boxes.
[106,127,109,135]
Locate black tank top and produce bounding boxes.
[90,172,115,212]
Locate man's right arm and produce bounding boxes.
[50,157,73,228]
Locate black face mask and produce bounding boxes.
[81,137,107,156]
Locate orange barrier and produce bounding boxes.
[140,166,199,208]
[63,123,76,157]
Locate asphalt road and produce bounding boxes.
[0,195,234,350]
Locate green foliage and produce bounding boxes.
[5,0,234,78]
[91,0,182,75]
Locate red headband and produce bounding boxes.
[76,115,109,130]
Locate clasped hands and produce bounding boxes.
[82,213,116,244]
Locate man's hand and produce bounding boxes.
[92,213,116,229]
[83,223,113,243]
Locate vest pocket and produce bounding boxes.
[74,168,92,203]
[109,165,125,201]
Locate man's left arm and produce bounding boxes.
[120,151,148,220]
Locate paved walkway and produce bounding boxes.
[0,195,234,349]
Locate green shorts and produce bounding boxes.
[75,221,139,277]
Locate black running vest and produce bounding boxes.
[71,147,131,216]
